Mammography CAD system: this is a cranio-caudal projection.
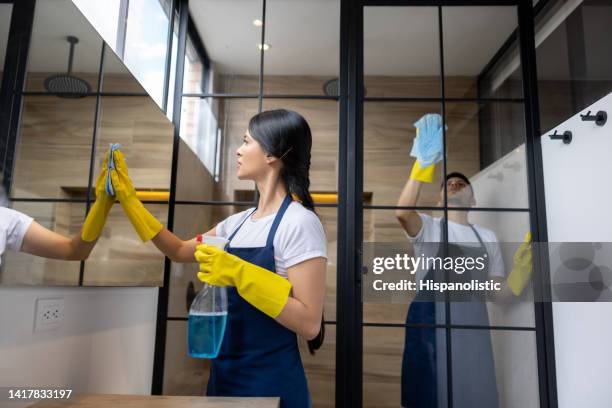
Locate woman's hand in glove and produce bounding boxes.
[195,244,292,318]
[109,150,163,241]
[81,155,115,242]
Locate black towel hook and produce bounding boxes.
[580,110,607,126]
[549,130,572,144]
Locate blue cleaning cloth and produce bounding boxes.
[410,113,445,167]
[105,143,122,196]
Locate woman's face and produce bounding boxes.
[236,130,271,180]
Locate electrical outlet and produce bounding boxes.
[34,298,64,332]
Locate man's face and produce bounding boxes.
[439,177,474,207]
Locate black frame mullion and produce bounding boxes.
[258,0,266,113]
[161,0,176,114]
[337,0,363,406]
[0,0,35,195]
[151,0,189,395]
[80,41,107,286]
[436,6,454,407]
[517,1,557,407]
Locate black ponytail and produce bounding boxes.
[248,109,325,354]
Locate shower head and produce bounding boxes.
[323,78,339,97]
[323,77,367,97]
[44,36,91,98]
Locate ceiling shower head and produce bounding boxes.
[323,78,367,97]
[323,78,339,97]
[44,36,92,98]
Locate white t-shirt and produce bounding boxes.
[406,212,505,281]
[0,207,34,266]
[215,201,327,278]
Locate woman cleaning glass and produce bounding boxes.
[107,109,327,408]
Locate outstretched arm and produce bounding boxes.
[17,149,115,261]
[20,221,96,261]
[109,149,216,263]
[396,114,444,237]
[152,227,215,263]
[396,177,424,238]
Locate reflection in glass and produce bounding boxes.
[364,326,447,408]
[175,139,218,203]
[363,209,535,328]
[72,0,122,51]
[365,327,539,408]
[0,3,13,86]
[188,0,263,94]
[209,98,260,202]
[446,210,533,327]
[364,102,442,207]
[183,37,206,94]
[124,0,171,105]
[1,201,84,286]
[179,97,220,184]
[362,100,529,209]
[442,6,519,99]
[535,1,612,131]
[92,96,173,201]
[166,15,179,120]
[444,102,529,208]
[102,45,147,94]
[364,7,440,98]
[263,0,339,96]
[26,0,101,92]
[83,204,167,286]
[452,329,540,407]
[11,96,96,199]
[177,97,260,203]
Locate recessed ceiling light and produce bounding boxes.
[253,19,263,27]
[258,43,270,51]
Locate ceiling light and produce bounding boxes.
[258,43,270,51]
[253,19,263,27]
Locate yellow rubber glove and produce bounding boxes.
[409,127,436,183]
[507,232,533,296]
[109,150,163,241]
[195,244,292,318]
[81,156,115,242]
[410,160,436,183]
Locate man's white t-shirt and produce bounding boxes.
[215,201,327,278]
[0,207,34,266]
[406,212,505,281]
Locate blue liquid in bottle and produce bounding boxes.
[188,311,228,358]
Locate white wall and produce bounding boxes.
[0,286,158,407]
[468,93,612,407]
[540,92,612,408]
[470,146,539,408]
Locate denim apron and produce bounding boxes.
[401,218,499,408]
[206,195,310,408]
